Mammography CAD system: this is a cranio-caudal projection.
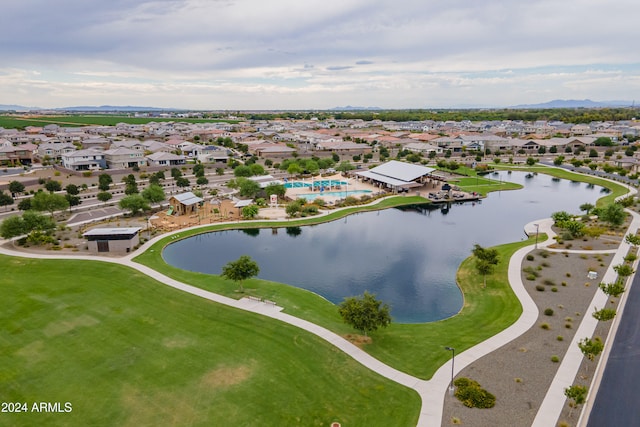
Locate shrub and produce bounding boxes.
[544,308,554,316]
[551,355,560,363]
[540,323,550,330]
[592,307,616,321]
[540,261,550,268]
[453,378,496,409]
[551,287,558,292]
[565,323,572,329]
[543,279,556,286]
[535,285,545,292]
[565,273,571,278]
[527,274,537,281]
[540,251,550,258]
[557,336,564,341]
[526,254,535,261]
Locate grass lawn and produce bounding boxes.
[0,255,419,427]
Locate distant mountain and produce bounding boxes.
[330,105,382,111]
[58,105,180,112]
[511,99,633,109]
[0,104,40,111]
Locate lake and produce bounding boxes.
[163,171,606,323]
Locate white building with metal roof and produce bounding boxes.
[356,160,436,192]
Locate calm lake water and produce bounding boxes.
[163,171,606,323]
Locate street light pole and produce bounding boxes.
[534,223,540,249]
[444,346,455,394]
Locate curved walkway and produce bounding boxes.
[1,194,638,426]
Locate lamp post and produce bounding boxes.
[534,223,540,249]
[444,346,455,394]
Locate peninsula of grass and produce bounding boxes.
[0,255,420,427]
[433,165,523,196]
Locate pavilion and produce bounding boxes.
[355,160,438,193]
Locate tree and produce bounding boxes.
[526,157,537,166]
[171,167,183,179]
[578,336,603,372]
[0,191,14,211]
[250,163,265,176]
[286,163,303,176]
[141,184,166,204]
[44,180,62,193]
[176,177,190,188]
[242,204,259,219]
[472,244,499,288]
[123,174,138,195]
[1,211,55,239]
[553,155,565,166]
[98,173,113,191]
[234,165,252,177]
[336,161,355,173]
[119,194,150,215]
[22,210,56,233]
[31,191,69,215]
[65,184,79,195]
[598,203,627,227]
[0,216,26,238]
[97,191,113,204]
[17,198,32,211]
[265,183,286,199]
[8,180,25,196]
[579,203,595,215]
[594,136,614,146]
[564,385,588,418]
[338,291,391,336]
[64,194,81,210]
[221,255,260,292]
[196,176,209,185]
[193,163,205,176]
[229,177,260,198]
[285,200,302,218]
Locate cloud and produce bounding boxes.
[1,0,639,109]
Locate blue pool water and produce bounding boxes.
[284,180,347,188]
[297,189,373,201]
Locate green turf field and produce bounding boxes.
[0,256,419,427]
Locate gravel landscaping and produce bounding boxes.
[441,226,631,426]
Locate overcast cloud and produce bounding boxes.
[1,0,639,109]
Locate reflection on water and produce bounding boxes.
[163,172,604,323]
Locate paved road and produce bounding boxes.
[585,269,640,426]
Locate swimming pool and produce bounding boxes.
[284,180,347,188]
[298,189,372,201]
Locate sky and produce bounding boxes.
[1,0,639,110]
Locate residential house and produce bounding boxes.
[103,147,146,169]
[61,149,106,171]
[146,151,186,167]
[37,143,77,162]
